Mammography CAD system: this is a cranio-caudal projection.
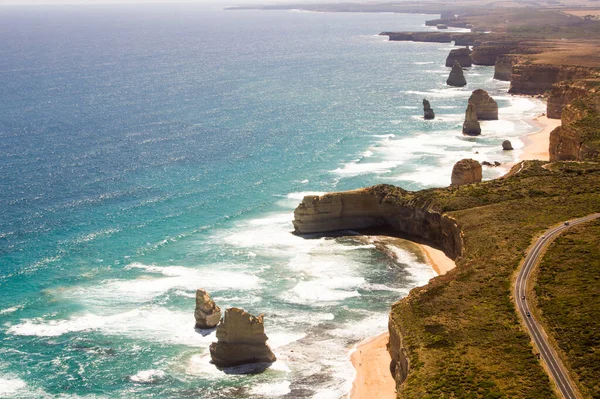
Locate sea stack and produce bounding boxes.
[468,89,498,120]
[423,99,435,120]
[194,289,221,329]
[502,140,514,150]
[445,47,472,68]
[451,159,482,185]
[209,308,276,368]
[462,104,481,136]
[447,60,467,87]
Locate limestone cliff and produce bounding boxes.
[494,55,515,81]
[509,63,599,95]
[547,79,600,119]
[293,186,464,260]
[470,44,516,66]
[549,91,600,161]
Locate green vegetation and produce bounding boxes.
[376,161,600,398]
[534,220,600,399]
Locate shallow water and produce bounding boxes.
[0,5,544,398]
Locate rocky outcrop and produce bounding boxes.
[509,64,599,95]
[437,24,448,30]
[209,308,276,368]
[547,79,600,119]
[293,186,464,260]
[445,47,472,68]
[502,140,513,151]
[494,55,515,81]
[447,61,467,87]
[462,104,481,136]
[423,99,435,120]
[549,91,600,161]
[380,32,485,46]
[194,289,221,329]
[468,89,498,120]
[470,44,516,66]
[451,159,482,185]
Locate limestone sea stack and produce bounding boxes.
[209,308,276,368]
[423,99,435,120]
[451,159,482,185]
[445,47,472,68]
[502,140,514,150]
[447,60,467,87]
[468,89,498,120]
[462,104,481,136]
[194,289,221,329]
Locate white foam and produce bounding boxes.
[0,377,27,395]
[129,369,166,383]
[332,159,402,177]
[0,305,23,315]
[8,306,215,347]
[250,380,291,397]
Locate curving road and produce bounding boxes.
[514,213,600,399]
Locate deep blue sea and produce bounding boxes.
[0,5,544,398]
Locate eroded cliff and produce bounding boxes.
[509,64,599,95]
[293,163,600,397]
[549,91,600,161]
[293,186,463,260]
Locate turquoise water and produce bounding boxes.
[0,5,544,398]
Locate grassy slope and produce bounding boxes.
[380,161,600,398]
[534,220,600,399]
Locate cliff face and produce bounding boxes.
[547,79,600,119]
[509,64,599,95]
[470,45,515,66]
[549,92,600,161]
[292,186,464,260]
[494,55,515,81]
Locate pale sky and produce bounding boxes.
[0,0,323,5]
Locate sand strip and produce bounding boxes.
[520,115,561,161]
[419,244,456,276]
[350,332,397,399]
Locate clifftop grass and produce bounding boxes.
[534,220,600,399]
[384,161,600,398]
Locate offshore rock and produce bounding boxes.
[209,308,276,368]
[447,61,467,87]
[502,140,513,151]
[451,159,482,186]
[194,289,221,329]
[423,99,435,120]
[445,47,472,68]
[462,104,481,136]
[468,89,498,120]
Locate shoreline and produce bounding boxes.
[349,243,454,399]
[349,110,559,399]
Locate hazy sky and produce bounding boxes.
[0,0,326,5]
[0,0,308,5]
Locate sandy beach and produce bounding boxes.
[520,115,561,161]
[349,113,559,398]
[349,244,455,399]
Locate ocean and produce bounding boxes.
[0,5,544,398]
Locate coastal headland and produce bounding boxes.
[234,2,600,396]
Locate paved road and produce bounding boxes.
[514,213,600,399]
